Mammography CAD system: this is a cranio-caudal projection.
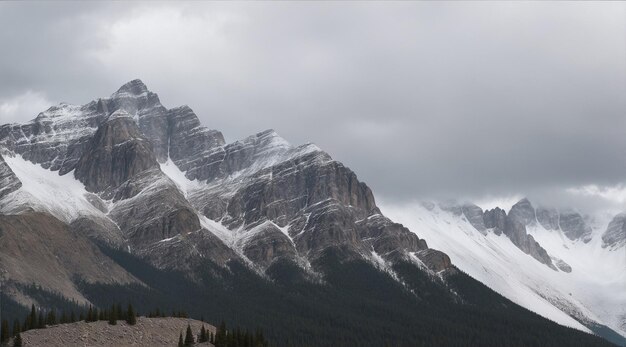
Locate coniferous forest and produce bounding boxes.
[0,245,619,346]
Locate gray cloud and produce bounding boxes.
[0,2,625,208]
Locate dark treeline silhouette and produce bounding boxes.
[176,321,269,347]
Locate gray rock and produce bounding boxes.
[167,105,225,164]
[483,207,506,235]
[74,112,159,197]
[415,249,452,273]
[241,222,297,268]
[508,198,536,225]
[462,203,486,233]
[559,210,592,242]
[536,207,560,230]
[439,200,462,216]
[0,153,21,199]
[504,216,556,270]
[602,213,626,249]
[553,258,572,273]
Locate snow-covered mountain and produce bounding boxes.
[0,80,623,346]
[0,79,445,301]
[383,199,626,340]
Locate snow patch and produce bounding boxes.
[0,154,105,223]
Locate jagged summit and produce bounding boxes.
[113,78,149,97]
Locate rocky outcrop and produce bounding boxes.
[0,153,21,199]
[462,203,486,233]
[536,207,560,230]
[483,207,506,235]
[74,112,159,197]
[602,213,626,249]
[166,105,225,164]
[553,258,572,273]
[241,222,296,268]
[415,249,452,273]
[559,210,592,242]
[109,172,201,249]
[508,198,536,226]
[504,216,556,270]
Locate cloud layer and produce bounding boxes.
[0,2,624,209]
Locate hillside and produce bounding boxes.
[8,317,214,347]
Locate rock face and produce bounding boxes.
[503,216,556,270]
[166,105,225,166]
[483,207,506,235]
[74,111,159,197]
[536,207,560,230]
[508,198,536,226]
[559,210,592,242]
[602,213,626,249]
[414,249,452,273]
[0,153,21,199]
[462,203,486,233]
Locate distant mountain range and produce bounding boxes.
[0,80,623,346]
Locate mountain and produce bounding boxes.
[384,198,626,345]
[0,80,620,346]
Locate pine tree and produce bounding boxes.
[46,310,57,326]
[37,310,44,329]
[86,306,93,322]
[13,333,22,347]
[126,304,137,325]
[12,319,20,338]
[71,311,77,323]
[184,324,195,346]
[108,304,117,325]
[1,319,9,343]
[199,325,208,342]
[178,332,184,347]
[116,304,124,321]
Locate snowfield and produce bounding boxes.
[382,201,626,337]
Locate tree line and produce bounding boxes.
[177,320,269,347]
[0,302,137,347]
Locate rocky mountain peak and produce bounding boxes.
[508,198,536,225]
[112,78,149,97]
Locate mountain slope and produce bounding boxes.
[383,200,626,345]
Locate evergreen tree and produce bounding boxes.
[126,304,137,325]
[28,305,36,331]
[71,311,77,323]
[12,333,22,347]
[46,310,57,326]
[184,324,195,346]
[116,304,124,321]
[1,319,9,343]
[11,320,20,338]
[178,332,184,347]
[37,310,44,329]
[198,325,208,343]
[86,306,93,322]
[108,304,117,325]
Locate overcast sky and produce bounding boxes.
[0,2,625,212]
